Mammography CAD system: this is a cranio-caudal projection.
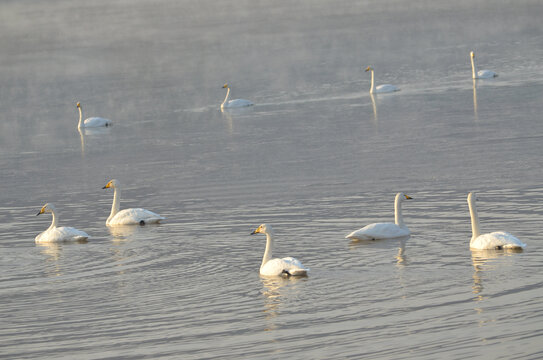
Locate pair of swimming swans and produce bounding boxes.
[344,192,525,250]
[35,179,164,243]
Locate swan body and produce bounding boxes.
[251,224,309,276]
[35,203,89,243]
[470,51,497,79]
[346,193,412,240]
[220,84,253,109]
[77,102,112,128]
[365,66,399,94]
[103,179,165,226]
[467,192,525,250]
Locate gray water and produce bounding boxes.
[1,0,543,358]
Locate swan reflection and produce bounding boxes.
[260,275,306,331]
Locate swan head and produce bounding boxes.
[251,223,273,235]
[365,66,373,72]
[102,179,119,190]
[467,192,479,203]
[222,83,229,89]
[76,102,81,108]
[37,203,55,216]
[470,51,475,58]
[396,192,413,202]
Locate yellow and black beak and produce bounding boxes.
[222,83,228,89]
[251,226,262,235]
[102,181,111,189]
[405,194,413,200]
[36,207,45,216]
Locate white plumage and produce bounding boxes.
[470,51,498,79]
[251,224,309,276]
[365,66,400,94]
[220,83,253,109]
[346,192,412,240]
[467,192,526,250]
[102,179,164,226]
[77,102,112,128]
[35,203,89,243]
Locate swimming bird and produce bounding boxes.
[102,179,165,226]
[77,102,112,128]
[346,193,412,240]
[35,203,89,243]
[470,51,497,79]
[467,192,526,250]
[220,83,253,109]
[365,66,399,94]
[251,224,309,276]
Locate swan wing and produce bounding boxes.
[261,257,308,276]
[225,99,253,108]
[83,117,112,127]
[477,70,497,79]
[375,84,399,93]
[108,208,165,225]
[471,231,526,250]
[346,222,409,240]
[35,226,89,243]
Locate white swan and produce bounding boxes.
[470,51,497,79]
[102,179,165,226]
[35,203,89,243]
[77,102,112,128]
[220,83,253,109]
[251,224,309,276]
[346,193,412,240]
[467,192,526,250]
[365,66,399,94]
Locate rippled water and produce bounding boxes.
[1,0,543,358]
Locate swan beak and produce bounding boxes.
[251,226,262,235]
[36,211,41,216]
[405,195,413,200]
[76,102,81,108]
[36,207,45,216]
[222,83,228,88]
[365,66,371,72]
[102,182,111,189]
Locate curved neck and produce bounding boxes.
[261,231,274,268]
[468,197,481,242]
[49,209,59,230]
[369,69,375,94]
[108,186,121,222]
[470,56,477,79]
[78,106,83,128]
[221,87,230,108]
[394,195,404,226]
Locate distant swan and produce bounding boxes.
[470,51,497,79]
[103,179,165,226]
[77,102,112,128]
[467,192,526,250]
[346,193,412,240]
[251,224,309,276]
[220,83,253,109]
[35,203,89,243]
[365,66,399,94]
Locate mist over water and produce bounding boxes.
[1,0,543,358]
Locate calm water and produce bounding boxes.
[1,0,543,358]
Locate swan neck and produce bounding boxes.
[109,186,121,222]
[261,232,274,268]
[221,87,230,108]
[468,197,481,242]
[49,208,59,230]
[369,69,375,94]
[394,196,404,227]
[471,56,477,79]
[78,106,83,128]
